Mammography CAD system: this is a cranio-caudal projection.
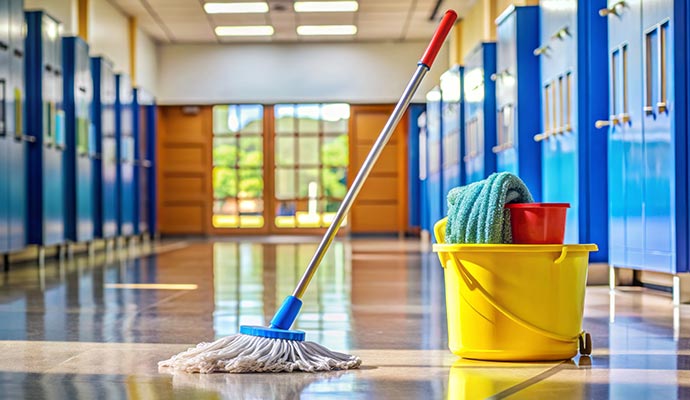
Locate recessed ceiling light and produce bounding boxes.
[204,2,269,14]
[215,25,275,36]
[297,25,357,36]
[294,1,358,13]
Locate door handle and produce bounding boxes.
[594,116,620,129]
[533,44,550,57]
[551,26,570,41]
[595,120,610,129]
[599,1,626,17]
[656,102,668,114]
[490,69,511,82]
[534,131,552,142]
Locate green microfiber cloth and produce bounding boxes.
[445,172,534,244]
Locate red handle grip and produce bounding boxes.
[420,10,458,68]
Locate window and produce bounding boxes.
[212,104,265,228]
[273,104,350,228]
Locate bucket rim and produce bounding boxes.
[432,243,598,253]
[505,202,570,209]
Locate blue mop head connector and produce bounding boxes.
[239,296,305,341]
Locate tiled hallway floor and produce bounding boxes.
[1,239,689,399]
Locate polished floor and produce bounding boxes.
[0,238,689,399]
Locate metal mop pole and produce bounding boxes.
[292,11,458,299]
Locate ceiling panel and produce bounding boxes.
[111,0,475,43]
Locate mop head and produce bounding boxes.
[158,333,362,373]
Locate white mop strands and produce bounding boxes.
[159,333,362,373]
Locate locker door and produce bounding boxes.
[495,11,518,175]
[426,88,443,236]
[76,40,94,241]
[539,2,564,220]
[0,1,9,252]
[102,62,118,238]
[560,5,579,244]
[606,0,643,267]
[440,66,463,215]
[642,0,674,271]
[8,0,26,251]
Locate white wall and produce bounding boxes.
[25,0,78,36]
[156,41,450,105]
[89,0,130,75]
[135,27,158,95]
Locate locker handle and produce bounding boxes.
[551,26,570,41]
[20,135,37,143]
[13,49,23,58]
[599,1,626,17]
[492,143,513,153]
[657,101,668,114]
[45,65,53,72]
[533,131,551,142]
[594,116,620,129]
[0,41,8,51]
[533,44,550,57]
[490,70,511,82]
[78,86,87,93]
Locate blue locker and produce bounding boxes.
[116,74,135,236]
[537,1,609,259]
[407,103,425,232]
[604,0,688,273]
[7,0,27,252]
[440,65,465,215]
[0,1,9,253]
[426,86,444,238]
[63,37,94,243]
[463,43,497,184]
[418,110,430,234]
[144,96,157,236]
[26,12,65,247]
[133,88,156,236]
[91,57,118,239]
[495,6,542,201]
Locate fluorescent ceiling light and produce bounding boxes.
[215,25,275,36]
[294,1,358,12]
[204,2,269,14]
[297,25,357,36]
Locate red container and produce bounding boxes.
[505,203,570,244]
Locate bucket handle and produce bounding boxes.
[434,218,448,244]
[453,253,583,344]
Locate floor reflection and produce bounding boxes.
[2,239,690,398]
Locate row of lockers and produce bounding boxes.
[0,5,157,256]
[410,0,690,274]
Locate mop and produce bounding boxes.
[158,10,458,374]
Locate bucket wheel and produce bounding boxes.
[578,332,592,356]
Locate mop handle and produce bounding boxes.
[292,10,458,299]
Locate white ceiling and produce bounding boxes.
[109,0,475,43]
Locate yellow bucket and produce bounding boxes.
[432,218,597,361]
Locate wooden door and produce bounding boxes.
[348,105,408,235]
